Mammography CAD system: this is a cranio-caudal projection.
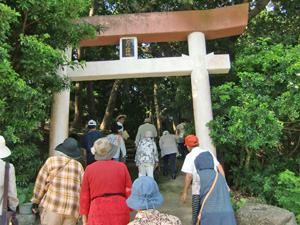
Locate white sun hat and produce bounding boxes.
[0,135,11,159]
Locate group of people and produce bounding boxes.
[0,116,236,225]
[29,133,182,225]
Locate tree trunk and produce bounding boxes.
[86,81,96,120]
[245,147,253,170]
[73,81,84,128]
[100,79,123,131]
[89,0,99,16]
[154,82,161,137]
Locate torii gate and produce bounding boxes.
[49,3,249,156]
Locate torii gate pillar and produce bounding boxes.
[188,32,215,155]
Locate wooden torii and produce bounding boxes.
[49,3,249,156]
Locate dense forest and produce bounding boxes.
[1,0,299,222]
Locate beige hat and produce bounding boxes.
[91,137,118,161]
[115,114,127,121]
[144,118,151,123]
[0,136,11,159]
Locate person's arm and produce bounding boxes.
[181,173,192,203]
[153,143,159,168]
[217,164,225,179]
[135,127,141,148]
[159,137,163,149]
[82,215,88,225]
[217,164,230,191]
[31,159,49,205]
[8,164,19,211]
[82,149,87,166]
[120,138,126,157]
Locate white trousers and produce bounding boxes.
[138,163,154,178]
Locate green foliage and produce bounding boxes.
[230,192,247,211]
[17,183,35,204]
[264,170,300,224]
[7,143,44,187]
[208,40,300,188]
[0,0,98,186]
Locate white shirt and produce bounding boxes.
[0,160,19,214]
[181,147,219,195]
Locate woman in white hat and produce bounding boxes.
[0,135,19,216]
[79,137,133,225]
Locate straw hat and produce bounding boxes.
[115,114,127,121]
[0,136,11,159]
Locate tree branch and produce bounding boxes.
[248,0,270,22]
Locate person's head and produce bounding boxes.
[88,120,97,130]
[162,130,169,136]
[91,137,118,161]
[144,118,151,123]
[194,151,214,171]
[126,176,164,211]
[55,138,81,159]
[0,135,11,159]
[115,114,127,124]
[184,135,199,152]
[110,123,123,134]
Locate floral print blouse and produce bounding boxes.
[128,209,182,225]
[135,138,159,166]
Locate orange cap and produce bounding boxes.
[184,135,199,146]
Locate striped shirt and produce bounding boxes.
[31,156,84,218]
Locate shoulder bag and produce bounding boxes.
[195,171,219,225]
[0,163,19,225]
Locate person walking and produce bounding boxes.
[115,114,127,138]
[82,120,103,166]
[194,151,236,225]
[107,123,126,162]
[127,176,182,225]
[135,131,159,178]
[0,136,19,218]
[135,118,157,149]
[79,137,133,225]
[159,130,180,179]
[181,135,227,225]
[31,138,84,225]
[176,122,188,160]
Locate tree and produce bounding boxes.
[208,39,300,188]
[0,0,98,186]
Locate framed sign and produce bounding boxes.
[120,37,137,59]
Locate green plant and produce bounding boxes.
[17,183,35,205]
[7,143,45,187]
[230,192,247,211]
[273,170,300,224]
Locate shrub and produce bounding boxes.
[263,169,300,223]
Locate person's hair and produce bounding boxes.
[88,125,96,129]
[110,123,122,134]
[189,144,199,148]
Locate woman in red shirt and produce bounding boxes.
[79,137,133,225]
